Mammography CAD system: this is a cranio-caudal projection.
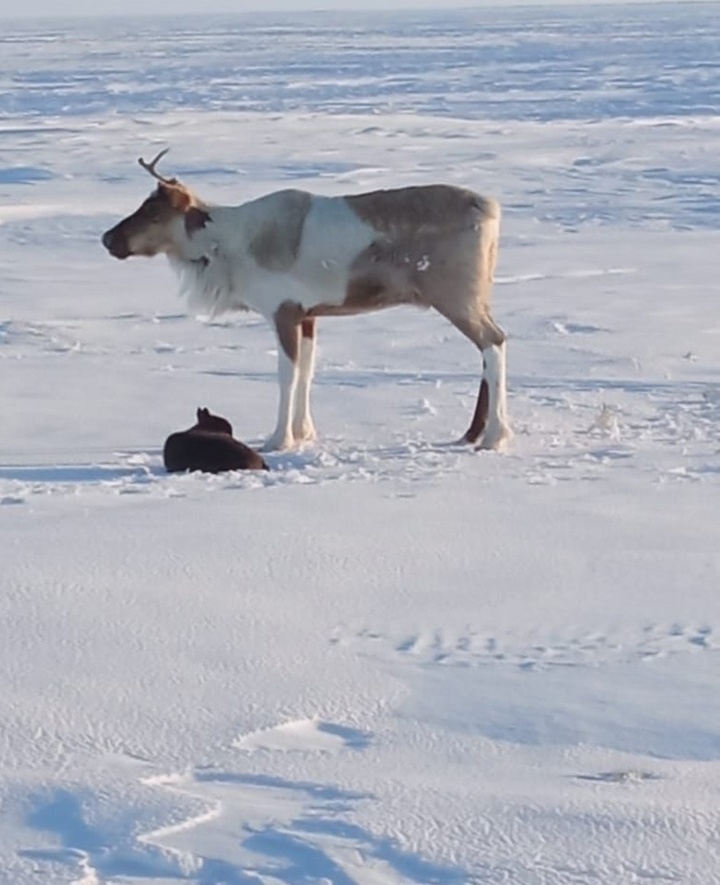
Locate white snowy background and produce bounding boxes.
[1,4,719,883]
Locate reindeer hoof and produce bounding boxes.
[292,423,317,444]
[476,424,513,452]
[261,433,295,453]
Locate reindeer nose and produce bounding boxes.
[101,228,129,259]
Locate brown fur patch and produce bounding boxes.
[463,379,489,444]
[346,185,496,236]
[344,275,393,311]
[185,205,210,235]
[328,188,498,321]
[301,318,316,340]
[160,181,195,212]
[273,300,306,361]
[248,190,312,272]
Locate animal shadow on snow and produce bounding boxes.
[0,463,160,484]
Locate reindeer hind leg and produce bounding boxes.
[437,308,511,451]
[463,375,490,445]
[476,335,511,451]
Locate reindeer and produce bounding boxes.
[102,150,511,452]
[163,407,269,473]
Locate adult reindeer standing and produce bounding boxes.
[102,150,511,452]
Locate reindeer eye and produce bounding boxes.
[140,202,163,223]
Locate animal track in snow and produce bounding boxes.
[339,622,718,671]
[0,319,84,354]
[512,378,720,487]
[575,769,661,784]
[638,622,716,658]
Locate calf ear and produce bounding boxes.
[185,206,210,235]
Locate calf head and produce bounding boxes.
[195,407,233,436]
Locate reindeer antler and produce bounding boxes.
[138,148,176,184]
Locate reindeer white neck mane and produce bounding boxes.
[168,189,315,319]
[169,224,247,318]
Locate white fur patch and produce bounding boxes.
[478,341,511,451]
[170,251,243,318]
[171,193,376,319]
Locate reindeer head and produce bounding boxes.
[101,149,210,260]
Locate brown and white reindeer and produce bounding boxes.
[102,149,511,452]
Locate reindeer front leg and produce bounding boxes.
[263,301,304,452]
[293,317,317,443]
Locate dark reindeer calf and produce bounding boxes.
[163,407,269,473]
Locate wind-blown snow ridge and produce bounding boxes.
[234,718,372,753]
[134,752,466,885]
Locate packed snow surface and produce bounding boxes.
[1,5,719,883]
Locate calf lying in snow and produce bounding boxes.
[163,407,268,473]
[103,149,511,452]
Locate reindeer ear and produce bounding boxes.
[197,407,208,420]
[185,206,210,235]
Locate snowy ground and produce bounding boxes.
[1,5,720,883]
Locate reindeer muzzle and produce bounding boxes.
[102,227,130,259]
